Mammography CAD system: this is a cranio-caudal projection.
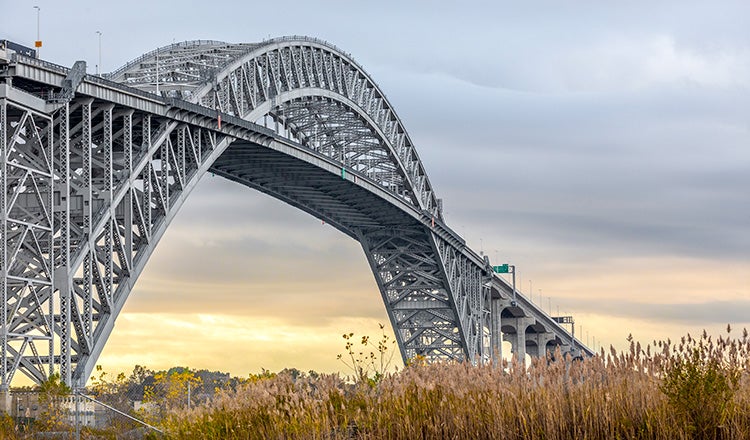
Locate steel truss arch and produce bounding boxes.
[112,38,442,220]
[1,37,592,390]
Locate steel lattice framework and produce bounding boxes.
[0,37,591,389]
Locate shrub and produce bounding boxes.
[660,329,742,439]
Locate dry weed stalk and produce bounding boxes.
[158,327,749,439]
[15,327,738,440]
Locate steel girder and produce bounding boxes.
[52,107,237,388]
[2,77,240,387]
[360,228,469,361]
[1,37,590,388]
[0,97,55,386]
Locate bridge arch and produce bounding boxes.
[0,37,587,389]
[111,38,442,219]
[65,38,477,386]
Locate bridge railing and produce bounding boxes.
[166,98,275,138]
[104,40,233,80]
[87,69,167,103]
[104,36,383,109]
[259,36,388,110]
[12,53,168,104]
[261,35,356,65]
[10,52,71,75]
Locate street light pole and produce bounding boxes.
[96,31,102,75]
[155,49,160,95]
[528,280,532,302]
[33,6,41,57]
[511,265,516,306]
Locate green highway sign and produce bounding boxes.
[492,264,509,273]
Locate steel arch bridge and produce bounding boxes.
[0,37,591,388]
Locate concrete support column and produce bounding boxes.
[503,317,534,365]
[527,332,556,358]
[490,298,512,366]
[526,340,540,358]
[559,344,581,359]
[514,329,526,364]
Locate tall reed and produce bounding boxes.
[159,327,750,439]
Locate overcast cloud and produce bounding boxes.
[1,1,748,378]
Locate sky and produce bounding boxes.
[2,1,749,380]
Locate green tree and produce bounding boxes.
[35,373,72,432]
[141,367,203,424]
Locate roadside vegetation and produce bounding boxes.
[2,326,749,439]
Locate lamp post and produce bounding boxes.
[33,6,41,57]
[96,31,102,75]
[528,280,532,302]
[511,265,516,305]
[155,49,160,95]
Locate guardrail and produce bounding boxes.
[165,97,276,138]
[12,53,167,104]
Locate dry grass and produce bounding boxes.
[158,327,750,440]
[0,328,746,439]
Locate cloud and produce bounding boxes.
[360,60,750,261]
[127,179,385,323]
[575,300,750,326]
[2,0,748,381]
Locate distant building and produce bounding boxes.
[11,392,109,428]
[12,392,40,422]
